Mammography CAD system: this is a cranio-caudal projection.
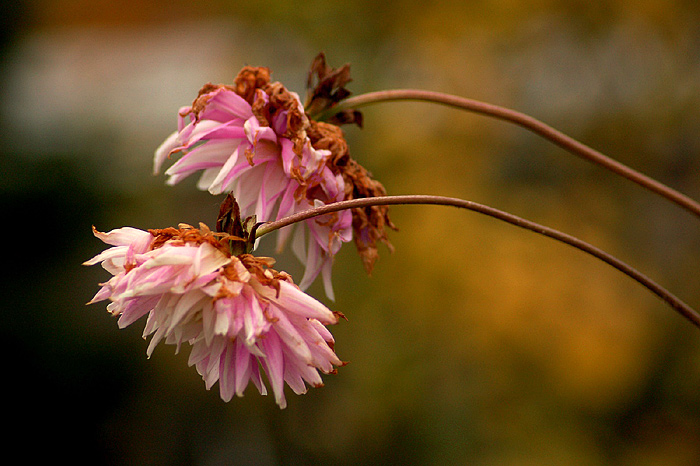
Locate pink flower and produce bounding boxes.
[84,223,344,409]
[154,73,352,300]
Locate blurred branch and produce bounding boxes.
[254,195,700,330]
[321,90,700,219]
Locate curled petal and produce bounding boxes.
[85,224,343,408]
[153,79,355,298]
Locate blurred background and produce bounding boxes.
[2,0,700,464]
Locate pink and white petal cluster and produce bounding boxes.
[84,226,343,408]
[154,86,352,299]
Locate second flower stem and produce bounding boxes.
[325,89,700,219]
[254,195,700,330]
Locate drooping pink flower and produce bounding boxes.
[84,223,344,409]
[154,69,352,300]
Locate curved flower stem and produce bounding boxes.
[254,195,700,330]
[321,90,700,219]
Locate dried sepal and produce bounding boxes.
[305,52,363,128]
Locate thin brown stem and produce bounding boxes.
[254,195,700,330]
[323,90,700,219]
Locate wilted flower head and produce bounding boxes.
[154,55,395,298]
[84,223,344,409]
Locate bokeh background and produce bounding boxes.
[3,1,700,464]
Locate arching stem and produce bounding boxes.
[253,195,700,330]
[318,90,700,219]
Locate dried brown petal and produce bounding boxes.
[233,66,271,105]
[307,120,397,274]
[188,83,229,119]
[238,253,291,297]
[148,223,244,257]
